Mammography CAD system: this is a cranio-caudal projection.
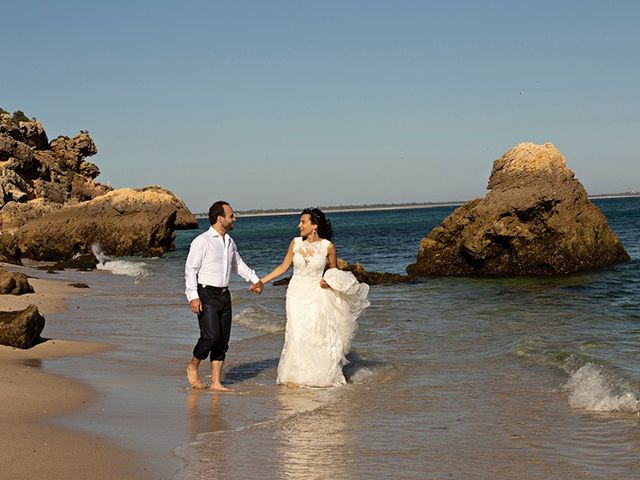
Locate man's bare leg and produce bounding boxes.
[210,360,233,392]
[187,357,207,389]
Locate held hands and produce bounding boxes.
[250,280,264,295]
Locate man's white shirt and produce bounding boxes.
[185,227,259,302]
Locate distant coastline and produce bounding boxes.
[194,201,465,219]
[193,192,640,219]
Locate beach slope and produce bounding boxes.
[0,271,147,480]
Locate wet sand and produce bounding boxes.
[0,267,148,480]
[0,273,84,315]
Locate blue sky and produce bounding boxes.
[2,0,638,212]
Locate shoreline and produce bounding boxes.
[0,266,149,480]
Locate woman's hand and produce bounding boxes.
[320,279,330,289]
[250,280,264,294]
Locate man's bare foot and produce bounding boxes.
[286,382,299,389]
[210,382,234,392]
[187,365,207,389]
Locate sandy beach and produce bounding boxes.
[0,267,148,480]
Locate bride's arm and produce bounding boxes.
[260,239,295,285]
[326,242,337,268]
[320,242,338,288]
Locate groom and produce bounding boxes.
[184,200,263,391]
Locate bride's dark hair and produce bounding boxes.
[301,208,333,241]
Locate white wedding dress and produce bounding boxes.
[277,237,370,387]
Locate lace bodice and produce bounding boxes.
[292,237,330,279]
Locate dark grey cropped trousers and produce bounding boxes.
[192,284,232,362]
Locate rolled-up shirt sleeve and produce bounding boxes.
[231,242,260,284]
[185,237,204,302]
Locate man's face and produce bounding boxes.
[219,204,237,231]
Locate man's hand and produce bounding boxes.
[190,298,202,314]
[250,280,264,295]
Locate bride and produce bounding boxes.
[255,208,370,387]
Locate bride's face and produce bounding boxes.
[298,214,316,238]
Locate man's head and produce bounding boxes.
[209,201,236,233]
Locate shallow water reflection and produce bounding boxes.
[275,389,351,480]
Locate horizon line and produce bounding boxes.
[192,192,640,218]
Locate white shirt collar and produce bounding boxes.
[207,226,226,239]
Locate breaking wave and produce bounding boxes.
[561,363,640,413]
[92,244,148,280]
[514,335,640,414]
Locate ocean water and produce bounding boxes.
[38,197,640,479]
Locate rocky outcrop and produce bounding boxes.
[0,107,198,261]
[0,231,20,264]
[137,185,198,229]
[0,268,34,294]
[0,110,111,215]
[337,259,412,285]
[0,197,62,231]
[407,142,629,276]
[0,304,45,349]
[16,188,180,260]
[49,132,98,174]
[37,254,99,272]
[272,259,412,287]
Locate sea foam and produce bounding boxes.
[92,244,148,280]
[233,306,285,333]
[562,363,640,413]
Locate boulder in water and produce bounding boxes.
[338,259,412,285]
[407,142,630,276]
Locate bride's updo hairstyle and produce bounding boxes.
[301,208,333,241]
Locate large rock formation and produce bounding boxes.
[0,197,62,231]
[0,110,110,216]
[407,143,629,276]
[17,188,181,259]
[0,107,198,260]
[141,185,198,229]
[0,304,45,349]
